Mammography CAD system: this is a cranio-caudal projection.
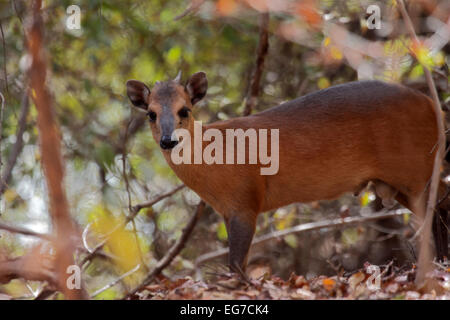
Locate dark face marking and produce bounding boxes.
[151,81,184,150]
[153,81,177,107]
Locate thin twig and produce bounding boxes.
[243,12,270,116]
[124,201,205,299]
[398,0,445,287]
[121,119,133,212]
[0,251,55,285]
[130,218,148,272]
[81,222,93,253]
[0,22,8,93]
[120,118,148,271]
[79,185,185,268]
[91,264,140,298]
[11,0,24,26]
[195,209,408,266]
[122,118,148,272]
[0,221,53,240]
[79,240,107,269]
[0,92,5,198]
[174,0,206,21]
[130,184,185,218]
[0,92,30,195]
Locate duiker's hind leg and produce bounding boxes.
[397,182,449,261]
[433,208,448,261]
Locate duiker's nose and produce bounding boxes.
[160,135,178,150]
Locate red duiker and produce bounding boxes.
[126,72,449,276]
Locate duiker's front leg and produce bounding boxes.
[226,215,256,278]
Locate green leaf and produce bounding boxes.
[94,287,117,300]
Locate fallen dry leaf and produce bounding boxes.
[348,271,365,290]
[322,277,336,291]
[125,265,449,300]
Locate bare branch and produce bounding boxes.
[0,92,30,195]
[243,12,270,116]
[130,184,185,218]
[195,209,409,266]
[398,0,446,287]
[26,0,87,299]
[0,91,4,213]
[119,118,149,271]
[0,245,56,285]
[174,0,206,21]
[0,91,4,171]
[121,119,133,212]
[0,21,8,93]
[91,264,140,298]
[80,185,185,268]
[124,201,205,299]
[0,221,52,240]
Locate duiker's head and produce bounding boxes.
[126,72,207,150]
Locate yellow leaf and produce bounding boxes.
[360,192,370,207]
[330,46,343,60]
[90,206,141,285]
[95,287,117,300]
[433,51,445,67]
[317,77,330,89]
[403,212,411,225]
[166,46,181,66]
[409,64,424,79]
[4,189,18,203]
[389,0,397,8]
[217,221,228,241]
[411,41,434,69]
[323,37,331,47]
[274,207,296,230]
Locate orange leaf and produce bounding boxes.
[217,0,237,16]
[322,277,336,291]
[295,0,321,27]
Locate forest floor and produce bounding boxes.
[131,262,450,300]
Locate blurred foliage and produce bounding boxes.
[90,206,142,285]
[0,0,448,298]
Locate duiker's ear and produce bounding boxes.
[186,72,208,105]
[126,80,150,110]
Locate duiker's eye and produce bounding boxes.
[178,107,190,118]
[146,111,157,121]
